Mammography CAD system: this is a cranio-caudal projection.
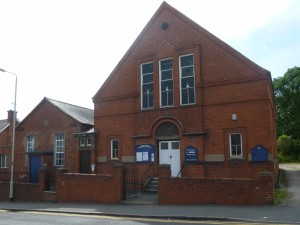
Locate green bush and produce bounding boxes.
[277,135,300,162]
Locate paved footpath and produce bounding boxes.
[0,201,300,224]
[279,163,300,206]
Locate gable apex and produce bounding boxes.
[18,97,94,127]
[93,1,270,101]
[93,1,174,101]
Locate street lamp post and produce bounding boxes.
[0,68,17,201]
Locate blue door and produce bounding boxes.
[30,155,41,183]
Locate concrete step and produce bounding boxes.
[145,177,158,193]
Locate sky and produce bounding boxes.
[0,0,299,121]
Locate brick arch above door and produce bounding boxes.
[149,115,184,139]
[156,122,179,140]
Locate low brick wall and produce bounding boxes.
[182,161,275,179]
[0,182,9,201]
[0,181,41,202]
[56,165,124,203]
[158,165,274,205]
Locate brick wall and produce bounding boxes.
[158,165,274,205]
[56,165,124,203]
[0,181,41,202]
[182,161,275,178]
[0,182,9,201]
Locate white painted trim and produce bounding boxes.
[179,53,196,106]
[229,133,243,158]
[0,123,10,134]
[110,139,119,160]
[140,61,154,110]
[159,57,174,108]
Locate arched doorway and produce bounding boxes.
[156,122,181,177]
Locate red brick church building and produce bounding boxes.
[92,2,277,203]
[1,2,277,205]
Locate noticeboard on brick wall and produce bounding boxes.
[135,145,154,163]
[184,146,198,162]
[251,145,268,162]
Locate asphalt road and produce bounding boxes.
[279,163,300,206]
[0,210,294,225]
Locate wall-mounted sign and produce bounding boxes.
[184,146,198,162]
[135,145,154,163]
[251,145,268,162]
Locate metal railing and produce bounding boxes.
[141,163,156,192]
[45,169,56,191]
[124,166,139,199]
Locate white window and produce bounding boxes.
[160,58,173,107]
[26,136,35,153]
[80,138,85,146]
[230,133,242,158]
[141,62,154,109]
[86,137,92,146]
[111,140,119,160]
[179,54,195,105]
[0,154,8,168]
[55,134,65,166]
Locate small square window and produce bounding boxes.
[160,142,169,150]
[80,138,85,146]
[171,141,180,149]
[86,138,92,146]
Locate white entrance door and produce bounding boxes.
[159,141,180,177]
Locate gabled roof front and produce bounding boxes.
[18,97,94,127]
[0,119,9,133]
[46,98,94,125]
[93,1,270,101]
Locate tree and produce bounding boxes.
[273,67,300,138]
[277,135,292,154]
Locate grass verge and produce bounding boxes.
[274,189,291,205]
[274,169,291,205]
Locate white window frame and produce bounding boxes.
[141,61,154,110]
[229,133,242,158]
[54,133,65,166]
[26,136,35,153]
[0,154,8,168]
[86,137,92,146]
[111,140,119,160]
[159,58,174,108]
[179,53,196,105]
[80,138,85,147]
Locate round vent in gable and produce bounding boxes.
[161,22,169,30]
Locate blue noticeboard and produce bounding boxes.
[135,145,154,163]
[252,145,268,162]
[184,146,198,162]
